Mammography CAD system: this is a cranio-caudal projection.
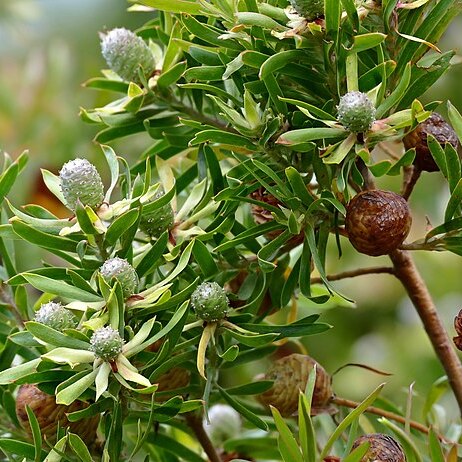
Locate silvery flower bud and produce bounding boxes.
[90,326,124,361]
[191,282,229,322]
[100,257,138,298]
[34,302,77,330]
[100,27,155,83]
[59,158,104,211]
[337,91,376,133]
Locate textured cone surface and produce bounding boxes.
[34,302,77,330]
[337,91,376,133]
[155,367,191,400]
[16,384,99,445]
[259,354,332,417]
[351,434,406,462]
[100,257,138,298]
[101,28,155,83]
[191,282,229,322]
[90,326,124,361]
[59,159,104,211]
[289,0,324,19]
[403,112,459,172]
[140,190,174,238]
[345,190,411,256]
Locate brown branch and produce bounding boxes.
[389,249,462,416]
[184,412,221,462]
[331,396,452,443]
[402,166,421,201]
[311,266,395,285]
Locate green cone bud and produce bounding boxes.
[100,27,155,83]
[100,257,138,298]
[59,158,104,211]
[191,282,229,322]
[337,91,376,133]
[140,190,174,238]
[289,0,324,20]
[34,302,77,330]
[90,326,124,361]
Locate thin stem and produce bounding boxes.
[0,284,24,328]
[311,266,395,284]
[185,412,221,462]
[331,396,452,443]
[389,249,462,416]
[402,166,421,200]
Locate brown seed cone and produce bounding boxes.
[351,433,406,462]
[453,309,462,351]
[403,112,459,172]
[155,367,191,401]
[258,354,333,417]
[345,190,412,256]
[16,384,99,446]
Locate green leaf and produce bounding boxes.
[444,178,462,222]
[225,328,278,347]
[448,101,462,144]
[218,386,268,431]
[320,383,385,458]
[149,434,204,462]
[105,208,140,246]
[270,406,303,462]
[376,62,411,118]
[25,322,90,350]
[189,130,257,151]
[25,405,42,462]
[157,61,187,90]
[21,273,103,303]
[192,239,218,277]
[325,0,341,36]
[235,12,287,30]
[130,0,203,14]
[136,231,169,278]
[226,381,273,396]
[277,128,347,149]
[350,33,387,53]
[68,434,93,462]
[428,428,445,462]
[259,50,306,80]
[56,369,98,405]
[11,220,77,253]
[0,151,28,204]
[343,443,370,462]
[0,358,41,385]
[0,439,43,460]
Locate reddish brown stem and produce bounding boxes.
[402,166,422,200]
[311,266,394,285]
[331,396,452,443]
[185,412,221,462]
[389,249,462,416]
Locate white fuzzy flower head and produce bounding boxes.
[90,326,124,361]
[34,302,77,330]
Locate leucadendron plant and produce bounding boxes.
[1,0,462,460]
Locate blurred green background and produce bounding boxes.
[1,0,462,424]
